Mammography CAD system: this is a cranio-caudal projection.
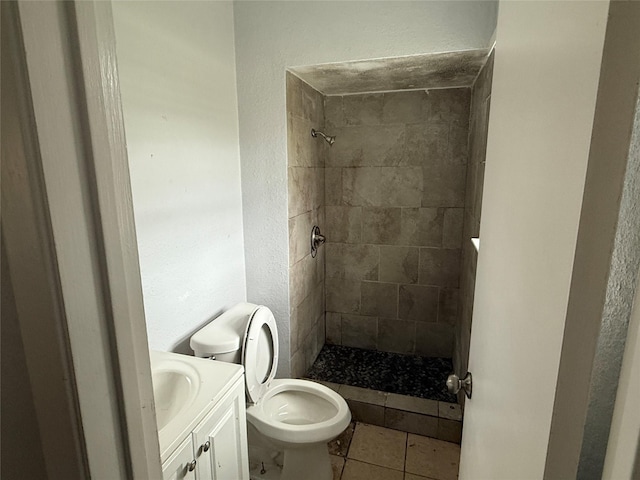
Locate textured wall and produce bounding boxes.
[455,50,494,383]
[113,2,246,352]
[323,89,470,357]
[234,1,498,375]
[286,73,327,377]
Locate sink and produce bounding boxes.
[150,354,200,432]
[149,350,245,461]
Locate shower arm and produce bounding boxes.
[310,128,335,146]
[310,128,327,140]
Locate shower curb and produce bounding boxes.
[305,378,463,444]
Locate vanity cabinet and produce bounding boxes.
[162,437,196,480]
[162,378,249,480]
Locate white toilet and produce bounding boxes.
[190,302,351,480]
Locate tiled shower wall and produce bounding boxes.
[286,73,326,378]
[323,89,471,357]
[455,51,495,381]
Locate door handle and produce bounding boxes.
[447,372,472,399]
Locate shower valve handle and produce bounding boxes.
[310,225,325,258]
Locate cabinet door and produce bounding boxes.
[162,436,197,480]
[194,380,249,480]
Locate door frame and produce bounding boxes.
[3,1,162,477]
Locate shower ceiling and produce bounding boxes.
[289,48,491,95]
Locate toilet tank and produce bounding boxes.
[190,302,259,364]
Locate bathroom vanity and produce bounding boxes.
[150,351,249,480]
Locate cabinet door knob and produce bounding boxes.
[187,460,197,472]
[202,441,211,453]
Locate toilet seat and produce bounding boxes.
[242,306,278,404]
[246,379,351,445]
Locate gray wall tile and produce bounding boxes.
[422,163,467,207]
[291,349,305,378]
[382,91,429,124]
[327,125,405,167]
[380,167,423,206]
[287,77,327,371]
[438,288,459,325]
[326,312,342,345]
[418,248,461,287]
[377,319,416,354]
[324,96,344,129]
[360,282,398,318]
[379,246,419,284]
[289,211,314,266]
[343,94,383,126]
[322,86,471,357]
[427,88,471,123]
[415,322,454,357]
[287,115,313,167]
[398,284,439,321]
[301,78,325,124]
[325,167,343,206]
[406,122,450,165]
[342,167,381,206]
[399,208,443,247]
[442,208,464,248]
[326,278,361,313]
[455,50,493,377]
[325,206,362,244]
[325,243,379,281]
[341,314,377,349]
[362,207,402,244]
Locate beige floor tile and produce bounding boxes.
[405,434,460,480]
[347,423,407,471]
[342,459,404,480]
[329,421,356,457]
[331,455,345,480]
[404,473,435,480]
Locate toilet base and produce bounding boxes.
[247,426,332,480]
[281,443,332,480]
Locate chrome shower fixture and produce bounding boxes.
[311,128,336,146]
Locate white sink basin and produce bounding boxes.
[152,364,199,431]
[149,351,244,461]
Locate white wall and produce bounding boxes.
[234,0,498,375]
[112,1,246,352]
[458,1,609,478]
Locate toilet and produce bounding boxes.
[190,302,351,480]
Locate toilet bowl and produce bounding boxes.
[190,303,351,480]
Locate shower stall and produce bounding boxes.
[286,48,494,443]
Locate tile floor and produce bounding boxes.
[329,422,460,480]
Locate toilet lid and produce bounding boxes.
[242,305,278,404]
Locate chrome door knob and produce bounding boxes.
[187,460,197,472]
[447,372,472,399]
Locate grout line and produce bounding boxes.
[404,430,409,474]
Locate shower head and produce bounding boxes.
[311,128,336,146]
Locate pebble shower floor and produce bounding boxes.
[305,344,457,403]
